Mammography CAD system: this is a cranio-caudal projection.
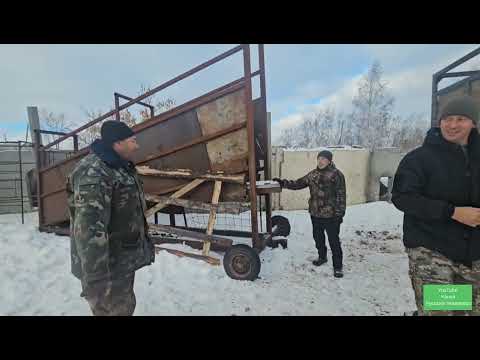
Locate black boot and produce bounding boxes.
[312,257,327,266]
[333,268,343,278]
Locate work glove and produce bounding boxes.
[272,178,285,188]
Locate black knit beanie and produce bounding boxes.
[101,120,135,147]
[439,95,479,125]
[317,150,333,162]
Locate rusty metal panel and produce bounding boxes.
[42,191,69,225]
[131,110,210,171]
[39,88,254,226]
[196,89,247,134]
[40,156,82,225]
[133,95,249,204]
[196,89,249,173]
[143,145,210,172]
[201,129,249,173]
[41,162,72,195]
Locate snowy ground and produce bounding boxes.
[0,202,416,316]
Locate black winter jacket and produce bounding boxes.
[392,127,480,266]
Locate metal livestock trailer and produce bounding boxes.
[27,44,291,281]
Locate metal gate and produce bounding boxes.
[0,141,35,224]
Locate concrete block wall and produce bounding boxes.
[271,146,407,211]
[366,148,407,202]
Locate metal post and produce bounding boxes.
[183,209,188,228]
[27,107,42,149]
[169,213,176,227]
[242,44,260,249]
[115,94,121,121]
[73,135,79,152]
[34,130,43,229]
[18,141,24,224]
[258,44,273,234]
[259,195,263,233]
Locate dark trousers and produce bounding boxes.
[311,216,343,270]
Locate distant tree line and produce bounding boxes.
[277,61,429,152]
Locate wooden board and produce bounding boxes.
[203,180,222,256]
[137,166,245,184]
[144,193,249,214]
[144,178,205,218]
[155,246,220,266]
[148,223,233,247]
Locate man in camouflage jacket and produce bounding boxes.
[274,150,346,278]
[66,120,155,316]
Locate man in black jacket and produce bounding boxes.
[392,95,480,315]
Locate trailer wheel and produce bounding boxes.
[271,215,291,237]
[223,244,261,281]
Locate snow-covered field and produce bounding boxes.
[0,202,416,315]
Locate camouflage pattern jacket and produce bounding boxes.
[281,163,346,219]
[67,139,155,285]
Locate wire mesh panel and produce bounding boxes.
[181,196,268,234]
[186,209,253,233]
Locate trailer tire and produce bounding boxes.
[223,244,261,281]
[271,215,290,237]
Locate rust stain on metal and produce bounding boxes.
[196,90,249,174]
[135,122,246,167]
[42,191,69,225]
[205,129,249,173]
[196,89,247,134]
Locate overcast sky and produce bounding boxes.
[1,44,479,142]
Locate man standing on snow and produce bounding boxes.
[274,150,346,278]
[66,120,155,316]
[392,95,480,315]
